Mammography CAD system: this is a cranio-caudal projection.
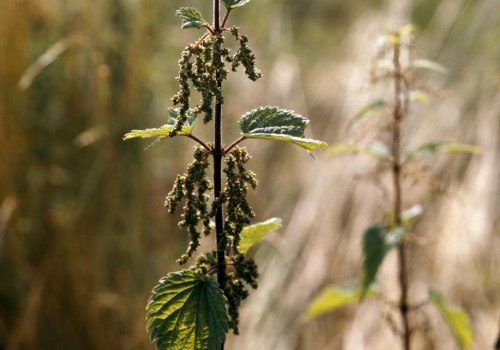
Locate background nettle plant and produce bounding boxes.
[306,25,479,350]
[124,0,325,349]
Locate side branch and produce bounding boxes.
[221,8,232,28]
[187,134,211,152]
[224,136,246,155]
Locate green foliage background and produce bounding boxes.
[0,0,498,349]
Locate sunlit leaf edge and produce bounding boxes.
[243,133,327,151]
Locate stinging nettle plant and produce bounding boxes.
[124,1,326,349]
[306,25,479,350]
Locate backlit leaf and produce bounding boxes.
[146,269,229,350]
[238,106,327,151]
[429,289,473,350]
[362,225,405,296]
[223,0,251,9]
[305,283,379,320]
[123,109,196,140]
[176,7,208,29]
[239,217,282,253]
[406,142,481,161]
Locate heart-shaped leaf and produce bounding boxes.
[238,106,327,151]
[146,269,229,350]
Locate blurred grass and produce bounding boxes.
[0,0,499,349]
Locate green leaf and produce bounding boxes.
[223,0,251,9]
[429,289,473,350]
[239,217,282,253]
[327,142,390,160]
[123,109,196,140]
[406,142,481,161]
[238,106,327,151]
[175,7,208,29]
[361,225,405,296]
[349,99,390,127]
[146,269,229,350]
[305,283,379,320]
[409,59,448,75]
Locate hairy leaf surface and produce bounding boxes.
[407,142,481,161]
[306,284,378,320]
[238,106,326,151]
[146,270,229,350]
[176,7,208,29]
[362,225,405,296]
[123,109,196,140]
[429,290,473,350]
[239,217,282,253]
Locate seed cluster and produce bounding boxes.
[222,147,259,332]
[170,29,261,136]
[165,146,212,264]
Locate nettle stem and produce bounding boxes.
[392,34,411,349]
[212,1,226,349]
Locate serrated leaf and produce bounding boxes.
[123,109,196,140]
[239,218,282,253]
[146,269,229,350]
[429,289,473,350]
[305,283,379,320]
[223,0,251,9]
[328,142,390,160]
[361,225,405,296]
[406,142,481,161]
[176,7,208,29]
[349,99,390,127]
[409,59,448,75]
[238,106,327,151]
